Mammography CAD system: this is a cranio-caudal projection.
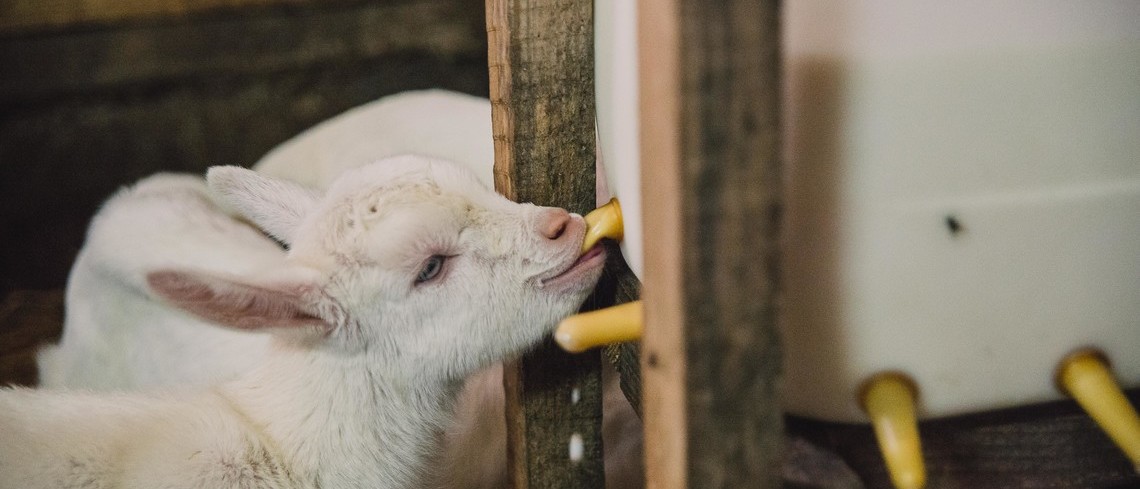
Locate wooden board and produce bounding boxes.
[599,254,643,418]
[0,0,488,294]
[0,0,365,34]
[486,0,606,487]
[638,0,784,488]
[0,0,484,104]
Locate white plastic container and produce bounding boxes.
[781,0,1140,422]
[594,0,643,279]
[597,0,1140,422]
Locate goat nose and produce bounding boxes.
[540,208,571,240]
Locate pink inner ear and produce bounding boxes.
[147,270,327,333]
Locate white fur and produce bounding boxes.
[253,90,495,190]
[38,174,284,390]
[5,155,606,489]
[40,89,491,395]
[37,89,644,489]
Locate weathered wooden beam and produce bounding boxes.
[485,0,606,487]
[0,0,488,293]
[639,0,784,488]
[0,0,485,105]
[0,0,366,34]
[599,253,643,418]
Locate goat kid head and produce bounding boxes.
[147,155,607,381]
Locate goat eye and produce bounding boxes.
[416,255,446,284]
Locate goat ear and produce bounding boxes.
[146,268,332,337]
[207,166,321,245]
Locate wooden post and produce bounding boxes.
[485,0,606,488]
[639,0,784,488]
[600,257,644,417]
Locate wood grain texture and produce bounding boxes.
[485,0,606,487]
[0,0,370,34]
[0,0,488,293]
[638,0,687,484]
[0,0,484,104]
[639,0,784,488]
[600,250,643,418]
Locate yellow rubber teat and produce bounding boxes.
[860,373,926,489]
[554,300,643,353]
[581,198,624,253]
[1056,349,1140,471]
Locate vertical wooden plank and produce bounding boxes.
[600,254,644,417]
[485,0,606,488]
[640,0,784,488]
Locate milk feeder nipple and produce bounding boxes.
[553,1,646,354]
[555,199,643,354]
[557,2,1140,488]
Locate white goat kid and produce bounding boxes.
[2,156,607,489]
[39,89,493,393]
[36,90,643,489]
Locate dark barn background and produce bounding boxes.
[2,2,1139,487]
[0,0,488,384]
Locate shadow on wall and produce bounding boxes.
[781,55,850,418]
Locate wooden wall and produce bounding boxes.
[0,0,489,295]
[1,0,370,33]
[639,0,784,487]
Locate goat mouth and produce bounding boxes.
[539,244,606,289]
